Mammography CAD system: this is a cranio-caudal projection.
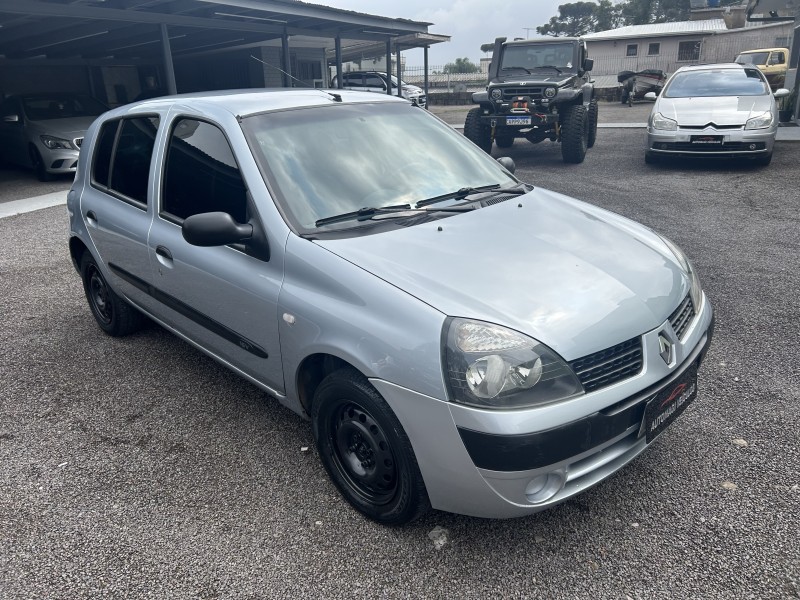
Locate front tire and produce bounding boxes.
[80,253,145,336]
[560,104,589,164]
[753,152,772,166]
[30,147,53,182]
[464,107,492,153]
[494,130,514,148]
[312,369,430,525]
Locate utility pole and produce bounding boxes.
[523,28,535,38]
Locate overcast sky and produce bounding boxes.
[321,0,565,67]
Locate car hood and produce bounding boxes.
[314,189,688,360]
[656,95,773,126]
[28,116,97,138]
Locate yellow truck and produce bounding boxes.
[734,47,790,89]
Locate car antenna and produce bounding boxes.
[249,55,341,102]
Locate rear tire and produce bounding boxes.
[587,99,599,149]
[80,253,145,337]
[560,104,589,164]
[620,88,629,104]
[464,107,492,153]
[312,368,430,525]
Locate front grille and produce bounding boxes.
[501,87,545,100]
[669,294,695,339]
[656,141,765,152]
[569,337,643,393]
[680,124,742,130]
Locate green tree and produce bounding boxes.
[443,57,480,73]
[537,2,598,37]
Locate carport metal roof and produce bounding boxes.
[0,0,449,64]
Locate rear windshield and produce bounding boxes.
[22,95,107,121]
[664,68,768,98]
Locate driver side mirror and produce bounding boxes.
[182,211,252,247]
[644,92,658,101]
[583,58,594,72]
[2,114,20,123]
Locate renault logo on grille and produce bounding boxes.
[658,333,673,365]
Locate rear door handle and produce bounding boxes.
[86,210,97,226]
[155,245,174,268]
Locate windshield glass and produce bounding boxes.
[242,102,516,233]
[735,52,769,65]
[501,43,575,71]
[21,95,107,121]
[663,68,768,98]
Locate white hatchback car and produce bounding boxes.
[645,63,789,166]
[331,71,426,107]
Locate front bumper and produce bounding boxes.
[647,125,777,157]
[372,293,714,519]
[36,142,80,174]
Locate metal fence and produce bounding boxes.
[401,65,487,94]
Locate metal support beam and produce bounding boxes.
[281,28,291,88]
[386,38,392,96]
[424,45,429,109]
[160,23,178,94]
[396,43,402,98]
[335,35,343,89]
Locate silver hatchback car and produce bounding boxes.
[68,89,713,524]
[645,63,790,166]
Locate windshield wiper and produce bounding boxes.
[415,184,532,208]
[315,204,473,228]
[532,65,563,74]
[502,66,532,74]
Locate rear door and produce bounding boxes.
[78,115,160,310]
[146,115,284,392]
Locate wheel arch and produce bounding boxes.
[295,352,363,415]
[69,236,89,274]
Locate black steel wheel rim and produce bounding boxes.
[329,402,398,505]
[88,265,112,325]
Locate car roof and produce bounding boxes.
[737,47,788,53]
[673,62,754,73]
[116,88,407,118]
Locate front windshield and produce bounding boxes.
[242,102,516,232]
[735,52,769,65]
[501,43,575,71]
[22,95,107,121]
[663,68,768,98]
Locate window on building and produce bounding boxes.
[678,41,702,62]
[648,43,660,56]
[626,44,638,57]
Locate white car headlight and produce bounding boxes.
[443,318,583,410]
[651,112,677,131]
[745,111,773,130]
[660,236,703,311]
[40,135,74,150]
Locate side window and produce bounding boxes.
[162,118,247,224]
[773,52,786,64]
[344,74,363,88]
[364,74,386,88]
[91,116,159,206]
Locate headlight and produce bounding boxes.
[745,111,773,130]
[443,318,583,410]
[660,236,703,311]
[651,112,677,131]
[40,135,74,150]
[544,87,557,99]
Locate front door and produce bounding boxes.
[146,116,284,392]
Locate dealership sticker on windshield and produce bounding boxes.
[641,363,698,443]
[506,116,532,126]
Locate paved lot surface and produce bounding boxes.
[1,119,799,598]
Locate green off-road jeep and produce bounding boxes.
[465,37,597,163]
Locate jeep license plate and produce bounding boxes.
[506,116,531,126]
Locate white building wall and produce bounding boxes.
[587,23,792,76]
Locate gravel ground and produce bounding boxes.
[1,122,799,599]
